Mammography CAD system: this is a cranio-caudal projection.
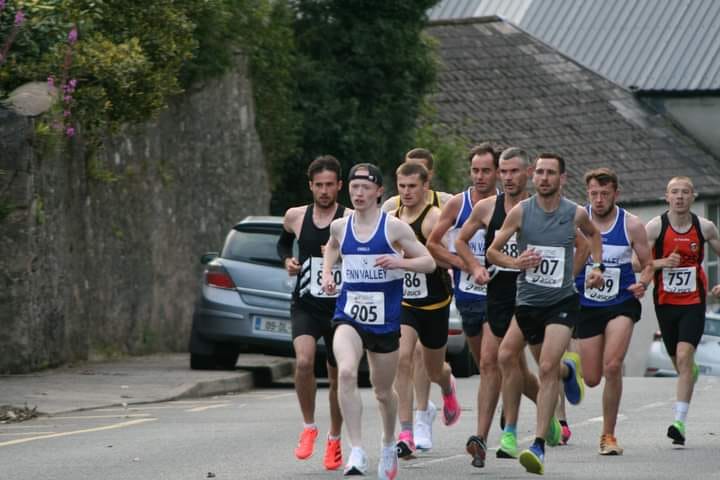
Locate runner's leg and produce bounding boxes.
[333,325,365,447]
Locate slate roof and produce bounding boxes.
[425,17,720,205]
[428,0,720,92]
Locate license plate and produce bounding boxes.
[252,316,292,337]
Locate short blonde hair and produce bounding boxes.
[667,176,695,192]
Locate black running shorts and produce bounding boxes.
[400,304,450,350]
[654,303,706,356]
[291,301,337,367]
[486,297,515,338]
[515,294,580,346]
[332,321,400,354]
[576,298,641,339]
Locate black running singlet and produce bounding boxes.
[485,193,522,303]
[294,204,346,314]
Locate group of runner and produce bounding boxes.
[277,147,720,478]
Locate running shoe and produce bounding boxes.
[414,401,437,451]
[561,424,572,445]
[295,426,319,460]
[496,431,519,459]
[599,434,623,456]
[396,430,416,459]
[465,435,486,468]
[442,374,461,426]
[667,420,686,446]
[324,437,343,470]
[546,416,562,447]
[377,445,398,480]
[562,352,585,405]
[519,442,545,475]
[344,447,369,476]
[692,362,699,384]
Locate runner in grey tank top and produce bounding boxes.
[516,196,578,306]
[485,154,605,475]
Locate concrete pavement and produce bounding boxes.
[0,353,294,416]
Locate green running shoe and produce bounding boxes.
[692,362,699,384]
[496,431,518,459]
[546,416,562,447]
[667,420,686,446]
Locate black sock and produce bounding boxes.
[559,420,568,427]
[534,437,545,452]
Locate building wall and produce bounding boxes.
[0,57,270,373]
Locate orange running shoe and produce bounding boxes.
[323,437,343,470]
[295,427,319,460]
[599,434,623,456]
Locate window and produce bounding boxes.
[221,225,298,267]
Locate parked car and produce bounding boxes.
[189,216,477,376]
[645,311,720,377]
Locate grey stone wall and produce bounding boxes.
[0,58,269,373]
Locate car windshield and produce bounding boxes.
[705,317,720,336]
[221,226,291,267]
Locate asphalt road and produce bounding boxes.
[1,376,719,479]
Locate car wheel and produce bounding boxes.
[448,343,478,378]
[190,353,216,370]
[214,345,240,370]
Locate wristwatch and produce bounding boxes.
[591,262,606,273]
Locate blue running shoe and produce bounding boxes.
[562,352,584,405]
[519,443,544,475]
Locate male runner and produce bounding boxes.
[382,148,452,212]
[454,147,546,467]
[321,163,436,479]
[574,168,654,455]
[487,153,604,475]
[382,147,452,451]
[426,143,498,375]
[391,162,460,459]
[645,176,720,446]
[277,155,350,469]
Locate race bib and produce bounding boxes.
[458,255,487,295]
[583,265,620,301]
[498,234,521,272]
[525,245,565,288]
[662,267,697,293]
[309,257,341,298]
[403,272,428,299]
[344,291,385,325]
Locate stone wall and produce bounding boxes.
[0,58,270,373]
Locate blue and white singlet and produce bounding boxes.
[334,212,405,334]
[446,188,487,303]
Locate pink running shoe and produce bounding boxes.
[561,424,572,445]
[396,430,416,459]
[442,375,461,426]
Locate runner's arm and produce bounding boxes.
[644,216,680,270]
[700,218,720,297]
[279,207,302,275]
[576,207,604,288]
[378,218,436,273]
[422,207,451,269]
[321,219,344,294]
[573,228,590,277]
[626,213,654,297]
[455,198,491,284]
[381,195,399,213]
[426,195,464,270]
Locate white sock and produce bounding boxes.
[674,401,689,423]
[303,422,318,430]
[328,433,341,441]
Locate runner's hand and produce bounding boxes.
[711,284,720,297]
[471,265,490,285]
[585,268,604,289]
[664,248,681,268]
[515,249,542,270]
[285,257,301,276]
[321,271,336,295]
[627,281,646,299]
[375,255,404,270]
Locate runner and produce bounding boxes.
[391,162,459,460]
[382,148,452,212]
[575,168,654,455]
[487,153,605,475]
[645,176,720,447]
[453,147,544,467]
[382,147,452,452]
[426,143,498,389]
[277,155,350,469]
[321,163,436,479]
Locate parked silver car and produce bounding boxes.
[189,216,477,376]
[644,311,720,377]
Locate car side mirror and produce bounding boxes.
[200,252,219,264]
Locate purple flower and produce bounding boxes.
[69,79,77,89]
[47,76,55,89]
[0,1,6,12]
[66,126,75,137]
[63,110,71,117]
[63,94,72,103]
[14,10,25,26]
[68,27,78,45]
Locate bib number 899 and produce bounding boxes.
[349,304,378,323]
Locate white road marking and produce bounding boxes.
[404,454,466,467]
[186,404,231,412]
[634,401,667,411]
[0,418,157,448]
[37,414,152,420]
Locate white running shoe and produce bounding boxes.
[414,401,437,451]
[377,445,399,480]
[343,447,369,476]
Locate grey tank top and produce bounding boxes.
[516,195,578,306]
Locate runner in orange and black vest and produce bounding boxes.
[646,176,720,447]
